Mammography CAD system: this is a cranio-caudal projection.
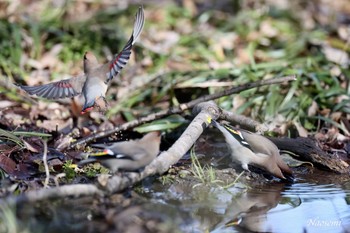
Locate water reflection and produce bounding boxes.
[147,169,350,233]
[212,183,288,232]
[211,176,350,233]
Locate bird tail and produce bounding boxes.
[81,99,95,114]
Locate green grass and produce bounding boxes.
[190,146,224,188]
[1,1,349,135]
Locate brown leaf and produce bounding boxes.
[22,139,39,153]
[0,154,16,175]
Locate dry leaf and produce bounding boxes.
[0,100,17,109]
[307,100,318,117]
[322,45,349,67]
[0,154,16,175]
[294,121,308,137]
[22,139,39,153]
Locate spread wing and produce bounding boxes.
[107,6,145,82]
[16,74,86,99]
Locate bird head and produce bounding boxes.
[83,51,99,73]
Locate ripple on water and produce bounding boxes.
[212,180,350,233]
[271,184,349,233]
[282,182,349,198]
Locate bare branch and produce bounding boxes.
[68,75,296,149]
[5,101,220,203]
[42,139,50,188]
[9,74,297,204]
[101,101,220,194]
[220,110,268,133]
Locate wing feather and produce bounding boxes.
[17,74,86,99]
[106,6,145,82]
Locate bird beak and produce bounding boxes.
[88,150,110,157]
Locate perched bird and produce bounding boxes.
[78,131,161,172]
[17,6,145,114]
[212,120,293,181]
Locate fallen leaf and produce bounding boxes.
[322,45,349,67]
[22,139,39,153]
[0,154,16,175]
[294,121,308,137]
[307,100,318,117]
[0,100,17,109]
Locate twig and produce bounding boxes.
[220,110,268,133]
[42,139,50,188]
[54,173,66,187]
[4,101,220,203]
[68,75,296,149]
[7,74,297,204]
[100,101,221,194]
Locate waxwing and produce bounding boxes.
[17,6,145,114]
[212,120,293,181]
[78,131,161,172]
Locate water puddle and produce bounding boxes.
[6,129,350,233]
[147,169,350,233]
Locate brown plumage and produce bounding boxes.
[212,120,293,181]
[239,129,293,180]
[78,131,161,172]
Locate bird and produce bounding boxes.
[78,131,161,172]
[16,6,145,114]
[211,120,293,181]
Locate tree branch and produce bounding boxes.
[6,101,220,204]
[67,75,296,149]
[6,75,297,204]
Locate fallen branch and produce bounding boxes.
[5,101,220,204]
[101,101,221,194]
[4,184,103,205]
[269,137,350,173]
[5,75,297,203]
[68,75,296,149]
